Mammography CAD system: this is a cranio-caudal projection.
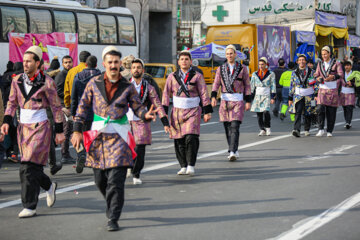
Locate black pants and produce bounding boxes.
[223,121,241,153]
[132,144,146,178]
[93,167,127,221]
[273,87,283,113]
[61,119,73,157]
[48,128,56,167]
[317,105,337,133]
[20,162,52,210]
[343,105,354,124]
[174,134,199,168]
[294,98,311,132]
[257,111,271,130]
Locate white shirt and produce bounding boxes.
[345,70,352,81]
[24,80,32,95]
[180,68,191,83]
[228,63,235,74]
[131,78,142,94]
[323,60,331,71]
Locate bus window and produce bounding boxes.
[54,11,75,33]
[29,8,52,34]
[77,13,98,43]
[117,16,135,45]
[0,6,27,40]
[98,15,116,44]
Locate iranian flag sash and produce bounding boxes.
[83,114,137,159]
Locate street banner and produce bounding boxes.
[315,11,347,28]
[8,32,78,69]
[295,31,316,45]
[257,25,290,69]
[348,34,360,48]
[293,43,315,63]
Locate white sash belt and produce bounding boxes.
[173,96,200,109]
[319,81,337,89]
[91,121,131,134]
[221,93,243,102]
[20,108,47,124]
[295,87,314,96]
[341,87,355,94]
[256,87,270,96]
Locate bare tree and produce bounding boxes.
[94,0,102,8]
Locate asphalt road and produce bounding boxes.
[0,105,360,240]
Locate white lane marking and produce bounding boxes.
[305,145,357,161]
[268,192,360,240]
[2,118,359,209]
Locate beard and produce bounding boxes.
[133,72,142,78]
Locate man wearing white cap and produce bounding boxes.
[211,44,251,161]
[1,46,65,218]
[162,50,213,175]
[250,57,276,136]
[314,46,344,137]
[71,46,158,231]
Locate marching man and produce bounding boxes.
[288,54,318,137]
[162,50,213,176]
[1,46,65,218]
[71,46,158,231]
[127,58,169,184]
[211,45,251,161]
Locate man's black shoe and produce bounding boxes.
[50,164,62,175]
[75,155,86,174]
[107,220,120,231]
[273,111,278,117]
[292,130,300,138]
[279,113,285,120]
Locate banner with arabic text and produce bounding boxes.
[295,31,316,45]
[315,11,347,29]
[8,32,78,69]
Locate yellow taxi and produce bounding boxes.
[144,63,177,97]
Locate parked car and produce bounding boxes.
[144,63,176,98]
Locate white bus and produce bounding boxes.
[0,0,138,73]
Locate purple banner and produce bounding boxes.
[348,34,360,48]
[257,25,290,69]
[315,11,347,28]
[295,31,316,45]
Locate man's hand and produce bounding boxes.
[211,98,217,107]
[288,100,293,106]
[325,75,335,82]
[144,105,159,122]
[0,134,4,142]
[270,99,275,105]
[203,113,211,123]
[55,133,65,145]
[71,132,83,150]
[164,126,170,134]
[245,102,251,111]
[0,123,9,135]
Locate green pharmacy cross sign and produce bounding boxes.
[212,5,228,22]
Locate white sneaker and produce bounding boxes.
[265,128,271,136]
[327,132,333,137]
[18,208,36,218]
[316,130,325,137]
[228,151,237,161]
[258,130,266,136]
[235,151,239,158]
[133,177,142,185]
[177,168,187,175]
[46,182,57,207]
[126,168,132,178]
[304,131,310,136]
[186,166,195,176]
